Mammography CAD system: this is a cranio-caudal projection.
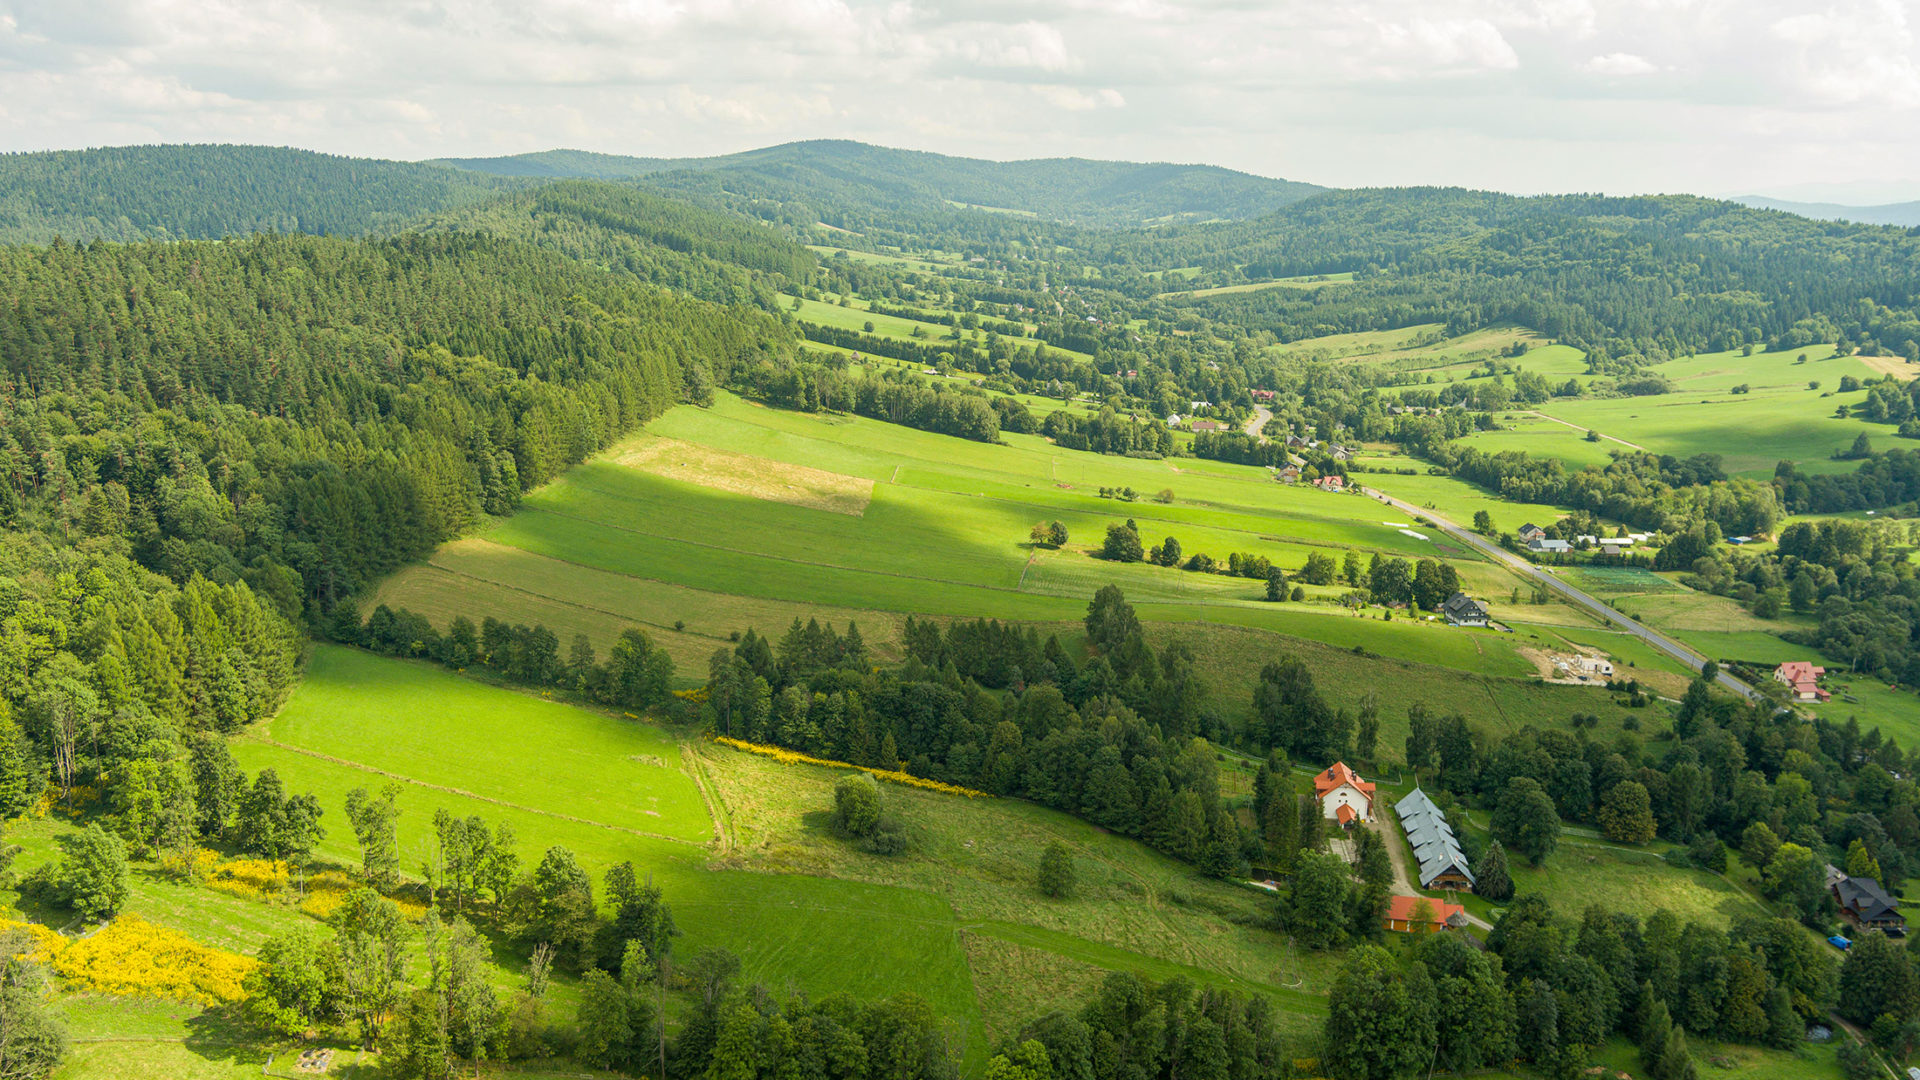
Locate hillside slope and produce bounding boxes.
[438,139,1327,226]
[1732,194,1920,228]
[0,144,521,242]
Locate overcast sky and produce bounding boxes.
[3,0,1919,200]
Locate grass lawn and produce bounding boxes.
[269,647,713,843]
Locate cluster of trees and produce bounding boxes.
[739,362,1003,442]
[1041,408,1174,457]
[1672,517,1920,683]
[243,837,964,1080]
[335,604,678,712]
[0,231,781,619]
[1322,895,1835,1080]
[704,589,1265,874]
[993,971,1293,1080]
[1393,428,1780,538]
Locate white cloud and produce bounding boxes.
[0,0,1917,196]
[1581,52,1656,76]
[1034,85,1124,111]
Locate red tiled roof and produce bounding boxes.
[1314,762,1375,798]
[1335,804,1356,824]
[1385,895,1465,925]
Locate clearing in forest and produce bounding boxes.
[613,433,874,515]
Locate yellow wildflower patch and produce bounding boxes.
[674,686,710,705]
[298,871,429,923]
[205,857,291,902]
[712,737,992,798]
[0,917,256,1005]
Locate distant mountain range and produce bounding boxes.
[435,140,1328,228]
[1732,195,1920,228]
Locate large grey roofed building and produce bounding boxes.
[1394,788,1476,891]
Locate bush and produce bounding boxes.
[1038,841,1076,899]
[833,773,883,839]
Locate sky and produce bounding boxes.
[3,0,1919,200]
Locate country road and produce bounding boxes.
[1361,485,1760,701]
[1245,405,1272,440]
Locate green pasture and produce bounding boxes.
[1362,469,1581,535]
[268,648,713,841]
[1157,271,1354,299]
[1520,346,1904,477]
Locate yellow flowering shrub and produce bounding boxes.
[205,857,290,902]
[298,871,429,922]
[674,686,710,705]
[713,737,992,798]
[0,917,256,1005]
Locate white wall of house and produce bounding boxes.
[1321,785,1372,822]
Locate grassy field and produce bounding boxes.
[371,394,1669,696]
[1443,345,1909,478]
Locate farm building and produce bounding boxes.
[1277,465,1301,483]
[1190,419,1223,433]
[1314,762,1374,824]
[1832,874,1904,933]
[1775,661,1829,703]
[1383,894,1467,934]
[1394,788,1476,891]
[1441,592,1488,627]
[1166,414,1181,427]
[1527,538,1571,554]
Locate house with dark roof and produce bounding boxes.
[1833,875,1905,932]
[1517,523,1546,542]
[1527,538,1572,554]
[1394,789,1476,891]
[1441,592,1489,627]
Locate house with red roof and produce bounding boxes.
[1774,661,1829,703]
[1313,762,1374,824]
[1383,895,1467,934]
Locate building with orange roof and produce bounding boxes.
[1383,894,1466,934]
[1774,661,1829,703]
[1314,762,1374,823]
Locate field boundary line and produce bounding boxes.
[682,742,733,852]
[248,737,709,848]
[1519,409,1648,452]
[417,562,737,645]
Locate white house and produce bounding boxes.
[1314,762,1375,824]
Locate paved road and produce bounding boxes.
[1244,405,1272,441]
[1362,485,1759,701]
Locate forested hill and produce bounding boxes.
[0,144,524,243]
[0,230,790,622]
[1115,188,1920,361]
[418,180,818,306]
[438,139,1327,227]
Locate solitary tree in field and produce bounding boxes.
[1038,841,1076,898]
[1101,523,1143,562]
[833,773,883,839]
[1472,510,1494,534]
[1047,521,1069,547]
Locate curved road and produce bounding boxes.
[1362,485,1759,701]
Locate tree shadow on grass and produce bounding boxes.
[181,1005,272,1069]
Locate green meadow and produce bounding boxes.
[1442,345,1911,478]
